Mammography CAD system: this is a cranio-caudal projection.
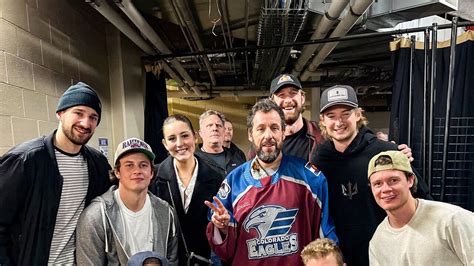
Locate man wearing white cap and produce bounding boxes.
[76,138,178,265]
[368,151,473,266]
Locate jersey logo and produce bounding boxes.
[244,205,299,260]
[217,180,231,199]
[341,181,358,199]
[305,162,321,176]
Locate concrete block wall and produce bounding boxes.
[0,0,114,157]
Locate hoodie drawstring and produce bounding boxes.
[100,199,109,253]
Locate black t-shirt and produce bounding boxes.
[206,151,226,171]
[283,122,310,161]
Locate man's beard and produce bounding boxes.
[62,124,92,146]
[283,105,302,125]
[254,140,281,163]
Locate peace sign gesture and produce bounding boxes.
[204,196,230,235]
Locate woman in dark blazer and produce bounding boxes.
[150,114,223,266]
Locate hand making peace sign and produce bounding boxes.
[204,196,231,235]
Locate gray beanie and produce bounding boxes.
[56,82,102,124]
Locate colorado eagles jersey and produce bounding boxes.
[207,155,338,266]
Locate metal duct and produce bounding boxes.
[88,0,191,94]
[300,0,374,81]
[367,0,458,29]
[116,0,202,96]
[253,0,308,88]
[292,0,350,76]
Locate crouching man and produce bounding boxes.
[368,151,473,266]
[76,138,179,265]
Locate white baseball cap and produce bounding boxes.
[114,138,155,165]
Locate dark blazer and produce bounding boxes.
[0,131,111,265]
[150,154,223,266]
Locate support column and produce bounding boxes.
[106,25,127,152]
[310,87,321,122]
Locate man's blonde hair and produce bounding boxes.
[319,107,369,140]
[301,238,344,266]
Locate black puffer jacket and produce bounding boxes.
[0,131,111,266]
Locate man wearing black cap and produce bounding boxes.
[267,73,323,162]
[313,85,430,266]
[0,82,111,265]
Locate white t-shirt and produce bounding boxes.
[114,190,154,256]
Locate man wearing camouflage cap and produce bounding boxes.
[368,150,473,266]
[0,82,111,265]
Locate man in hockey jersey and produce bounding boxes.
[205,98,337,266]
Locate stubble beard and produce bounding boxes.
[62,124,93,146]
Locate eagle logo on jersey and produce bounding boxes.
[217,180,231,199]
[244,205,299,259]
[244,205,297,238]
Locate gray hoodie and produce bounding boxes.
[76,186,179,265]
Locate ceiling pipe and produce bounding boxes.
[220,0,237,73]
[244,0,250,86]
[167,89,269,98]
[168,0,203,69]
[116,0,202,96]
[300,0,374,81]
[292,0,350,76]
[161,63,191,94]
[202,16,259,35]
[87,0,190,94]
[174,0,217,86]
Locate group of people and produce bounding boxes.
[0,74,472,266]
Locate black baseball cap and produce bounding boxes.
[320,85,358,113]
[270,74,302,95]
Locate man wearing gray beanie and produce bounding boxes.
[0,82,111,265]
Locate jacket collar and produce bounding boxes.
[46,129,90,159]
[157,155,216,184]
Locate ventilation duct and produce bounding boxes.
[366,0,458,29]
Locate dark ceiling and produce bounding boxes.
[87,0,468,103]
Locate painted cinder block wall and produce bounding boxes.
[0,0,147,162]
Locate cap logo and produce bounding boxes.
[277,74,293,85]
[122,138,149,150]
[327,88,348,102]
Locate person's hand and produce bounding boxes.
[204,196,230,235]
[397,143,414,162]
